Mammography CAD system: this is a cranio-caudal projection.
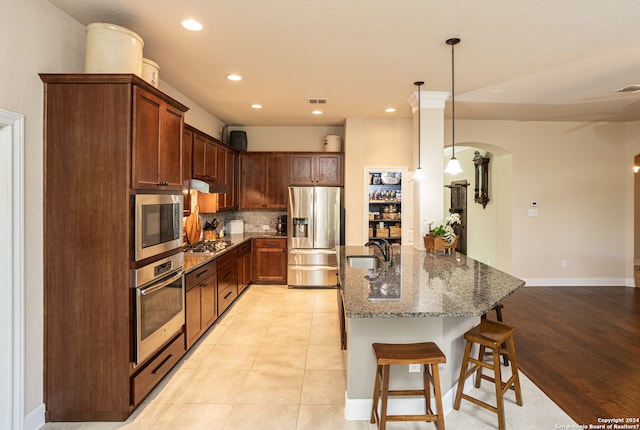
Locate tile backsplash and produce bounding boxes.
[201,210,286,234]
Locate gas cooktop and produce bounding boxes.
[184,240,232,254]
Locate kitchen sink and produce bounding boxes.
[346,255,381,269]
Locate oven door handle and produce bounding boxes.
[140,270,184,296]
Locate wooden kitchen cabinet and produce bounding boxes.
[216,146,239,211]
[133,86,184,190]
[40,74,188,421]
[185,260,218,350]
[289,152,343,186]
[217,249,239,315]
[182,126,194,215]
[253,238,287,284]
[237,240,252,293]
[240,152,288,209]
[192,131,219,182]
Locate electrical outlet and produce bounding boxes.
[561,259,567,268]
[409,364,421,373]
[262,224,270,231]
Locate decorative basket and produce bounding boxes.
[375,228,389,238]
[423,235,458,255]
[389,227,401,238]
[382,213,399,220]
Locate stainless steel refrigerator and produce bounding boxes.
[287,186,342,288]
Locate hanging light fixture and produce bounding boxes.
[445,37,463,175]
[413,81,425,181]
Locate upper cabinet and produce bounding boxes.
[240,152,288,209]
[182,126,194,215]
[192,132,218,182]
[289,153,343,186]
[218,148,238,211]
[132,86,185,191]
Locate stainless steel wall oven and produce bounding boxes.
[132,253,185,366]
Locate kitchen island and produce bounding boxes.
[338,245,524,420]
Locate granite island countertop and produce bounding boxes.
[339,245,525,318]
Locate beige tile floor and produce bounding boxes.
[44,285,576,430]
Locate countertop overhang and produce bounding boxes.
[339,245,525,318]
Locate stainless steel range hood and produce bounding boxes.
[190,178,229,194]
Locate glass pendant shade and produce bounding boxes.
[445,156,463,175]
[413,167,425,181]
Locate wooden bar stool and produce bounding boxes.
[481,303,508,365]
[453,319,523,430]
[370,342,446,430]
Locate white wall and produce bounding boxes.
[458,120,629,284]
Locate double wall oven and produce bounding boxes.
[132,193,184,366]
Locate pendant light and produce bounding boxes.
[445,37,463,175]
[413,81,425,181]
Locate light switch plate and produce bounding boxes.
[528,209,539,217]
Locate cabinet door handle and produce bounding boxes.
[223,291,233,300]
[195,269,209,278]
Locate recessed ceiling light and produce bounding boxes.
[385,107,396,113]
[251,104,262,109]
[226,74,242,81]
[312,110,323,115]
[181,19,203,31]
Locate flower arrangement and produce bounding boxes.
[425,213,461,245]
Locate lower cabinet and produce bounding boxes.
[131,332,186,405]
[217,249,238,315]
[237,240,252,293]
[185,260,218,350]
[253,238,287,284]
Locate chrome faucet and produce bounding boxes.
[365,238,392,262]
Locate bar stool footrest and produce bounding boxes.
[460,393,498,414]
[385,414,440,422]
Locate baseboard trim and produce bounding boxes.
[522,278,634,287]
[24,403,45,430]
[344,378,474,420]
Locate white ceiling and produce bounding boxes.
[49,0,640,126]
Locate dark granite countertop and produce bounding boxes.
[184,232,287,272]
[339,245,524,318]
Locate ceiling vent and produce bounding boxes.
[308,98,327,104]
[616,84,640,93]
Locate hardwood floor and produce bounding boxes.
[496,286,640,425]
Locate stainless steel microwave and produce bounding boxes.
[134,194,183,261]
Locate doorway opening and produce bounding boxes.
[0,108,25,430]
[363,166,410,246]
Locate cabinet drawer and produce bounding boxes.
[237,240,251,256]
[216,248,237,268]
[131,332,185,406]
[218,284,238,315]
[255,238,286,249]
[185,260,217,290]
